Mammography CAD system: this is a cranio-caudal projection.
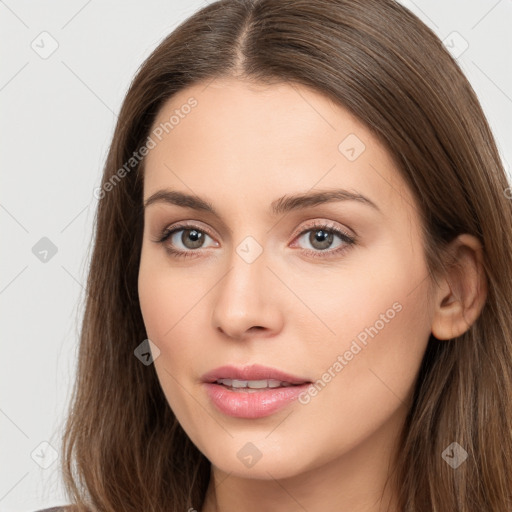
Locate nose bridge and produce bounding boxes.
[222,214,269,294]
[221,236,269,312]
[211,233,282,337]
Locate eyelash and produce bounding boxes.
[152,221,357,260]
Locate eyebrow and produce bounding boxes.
[143,188,381,216]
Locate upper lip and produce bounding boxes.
[201,364,311,384]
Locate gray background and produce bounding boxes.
[1,1,511,510]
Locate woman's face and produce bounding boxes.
[138,78,435,481]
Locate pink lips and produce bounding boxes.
[201,364,312,419]
[201,364,310,384]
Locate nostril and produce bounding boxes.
[246,326,265,333]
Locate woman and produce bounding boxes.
[42,0,512,510]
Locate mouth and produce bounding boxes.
[201,363,311,387]
[213,378,306,392]
[203,380,313,418]
[201,364,313,418]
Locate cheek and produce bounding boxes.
[286,234,430,350]
[296,240,432,433]
[138,244,196,342]
[137,247,214,383]
[138,254,205,424]
[301,286,430,460]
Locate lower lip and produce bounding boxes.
[203,382,311,419]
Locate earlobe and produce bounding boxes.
[430,234,488,341]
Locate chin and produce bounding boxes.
[199,434,314,481]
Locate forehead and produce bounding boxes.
[142,78,414,220]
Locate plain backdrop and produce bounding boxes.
[1,1,511,511]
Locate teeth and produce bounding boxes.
[216,378,296,389]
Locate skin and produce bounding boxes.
[137,78,487,512]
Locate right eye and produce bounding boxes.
[153,223,219,259]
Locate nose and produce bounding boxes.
[211,246,284,340]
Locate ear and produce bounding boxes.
[431,234,488,340]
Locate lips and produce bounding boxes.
[215,378,297,390]
[201,364,311,386]
[201,364,313,418]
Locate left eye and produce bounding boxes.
[295,226,353,252]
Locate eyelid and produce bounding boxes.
[158,218,356,244]
[161,220,220,242]
[290,218,356,242]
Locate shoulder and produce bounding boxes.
[33,507,75,512]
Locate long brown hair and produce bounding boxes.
[60,0,512,510]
